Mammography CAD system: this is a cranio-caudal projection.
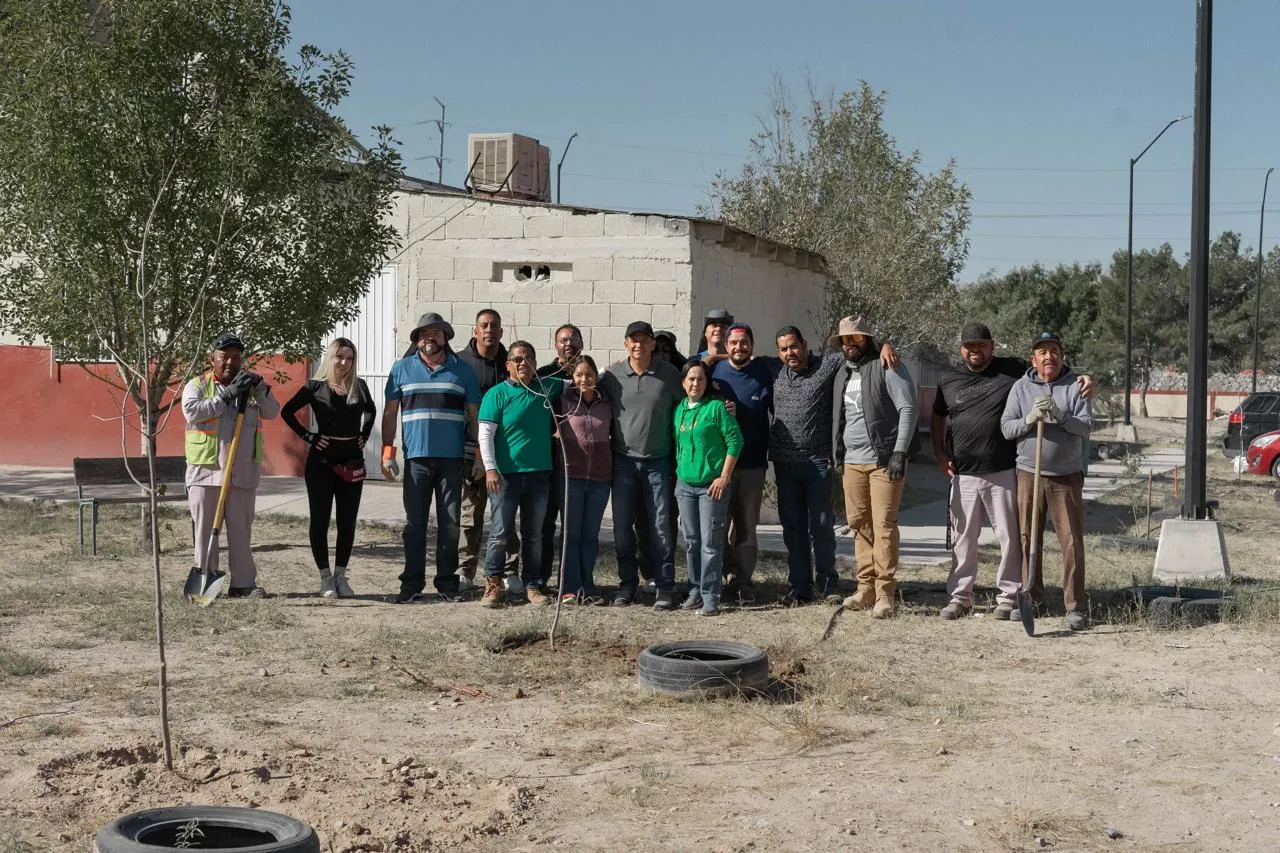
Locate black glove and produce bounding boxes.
[227,371,262,397]
[886,451,908,481]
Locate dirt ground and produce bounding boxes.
[3,429,1280,852]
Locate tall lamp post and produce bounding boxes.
[1123,114,1189,441]
[1253,167,1274,395]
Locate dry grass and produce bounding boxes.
[981,804,1106,852]
[0,647,54,679]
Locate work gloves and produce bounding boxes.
[381,445,400,482]
[1024,395,1063,427]
[221,371,263,401]
[886,451,908,481]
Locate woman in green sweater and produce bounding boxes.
[673,361,743,616]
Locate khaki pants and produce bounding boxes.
[841,463,905,602]
[1015,469,1086,613]
[189,484,258,589]
[724,467,766,585]
[459,469,518,581]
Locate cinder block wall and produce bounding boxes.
[391,192,696,366]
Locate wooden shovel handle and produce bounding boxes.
[212,392,249,532]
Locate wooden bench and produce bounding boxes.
[73,456,189,555]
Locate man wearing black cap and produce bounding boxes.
[689,308,735,364]
[932,323,1093,623]
[382,312,481,603]
[182,333,280,598]
[598,320,684,609]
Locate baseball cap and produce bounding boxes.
[960,322,993,344]
[212,332,245,352]
[727,322,754,342]
[625,321,655,339]
[1032,331,1063,351]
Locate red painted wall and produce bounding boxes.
[0,345,309,475]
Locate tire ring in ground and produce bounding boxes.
[1144,596,1228,629]
[637,640,770,699]
[96,805,319,853]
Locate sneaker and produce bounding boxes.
[456,574,477,595]
[653,589,675,611]
[782,589,814,607]
[1066,610,1090,631]
[526,586,550,607]
[940,601,972,621]
[644,579,658,597]
[679,590,702,611]
[1009,600,1045,623]
[818,578,842,603]
[504,573,525,596]
[228,585,266,599]
[581,593,606,607]
[872,599,895,619]
[698,596,720,617]
[559,593,578,605]
[333,575,355,598]
[319,570,336,599]
[613,586,637,607]
[736,583,758,606]
[823,592,844,606]
[394,590,425,604]
[992,603,1016,621]
[480,577,504,609]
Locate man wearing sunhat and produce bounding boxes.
[689,308,735,364]
[830,316,918,619]
[382,312,481,603]
[182,332,281,599]
[1000,331,1093,631]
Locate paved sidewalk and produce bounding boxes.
[0,448,1184,568]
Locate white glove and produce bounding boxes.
[1024,408,1044,428]
[1034,396,1063,423]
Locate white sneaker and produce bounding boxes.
[504,574,525,596]
[319,570,337,599]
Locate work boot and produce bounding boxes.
[228,586,266,600]
[992,602,1016,621]
[1066,610,1090,631]
[613,586,637,607]
[526,586,550,607]
[480,577,504,609]
[319,569,336,599]
[680,590,702,611]
[842,585,875,611]
[872,598,895,619]
[653,589,675,611]
[939,601,972,621]
[332,567,354,598]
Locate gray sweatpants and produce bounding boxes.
[189,484,258,589]
[945,469,1021,607]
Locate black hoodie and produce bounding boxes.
[456,338,509,458]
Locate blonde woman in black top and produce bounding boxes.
[282,338,376,597]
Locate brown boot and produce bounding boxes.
[872,598,895,619]
[842,585,875,611]
[526,586,550,607]
[480,577,503,608]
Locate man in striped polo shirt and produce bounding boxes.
[382,312,481,603]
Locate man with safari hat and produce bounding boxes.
[829,315,917,619]
[182,332,281,599]
[382,312,481,603]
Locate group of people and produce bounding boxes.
[181,306,1095,627]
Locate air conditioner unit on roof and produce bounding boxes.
[468,133,551,202]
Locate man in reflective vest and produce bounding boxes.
[182,332,281,598]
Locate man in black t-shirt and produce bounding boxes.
[931,322,1092,622]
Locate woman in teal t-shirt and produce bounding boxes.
[672,361,743,616]
[477,340,562,608]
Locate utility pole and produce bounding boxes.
[557,132,578,204]
[427,97,448,184]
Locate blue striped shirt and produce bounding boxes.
[385,353,480,460]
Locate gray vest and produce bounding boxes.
[831,358,898,467]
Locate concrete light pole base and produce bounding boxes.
[1152,519,1230,583]
[1116,422,1140,444]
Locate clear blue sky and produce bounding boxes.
[290,0,1280,282]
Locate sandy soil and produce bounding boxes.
[2,438,1278,853]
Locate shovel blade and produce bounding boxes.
[184,566,226,607]
[1019,589,1036,637]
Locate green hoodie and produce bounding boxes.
[673,398,744,487]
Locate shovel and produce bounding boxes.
[183,391,248,606]
[1020,418,1046,637]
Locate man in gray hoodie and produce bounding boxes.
[999,332,1092,630]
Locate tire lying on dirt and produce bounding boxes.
[96,806,319,853]
[1144,596,1229,629]
[638,640,769,698]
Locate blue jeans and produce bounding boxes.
[675,479,731,602]
[611,453,676,591]
[400,457,463,596]
[485,471,550,585]
[774,458,839,598]
[562,478,610,594]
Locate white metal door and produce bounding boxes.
[323,266,398,479]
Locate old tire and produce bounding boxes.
[96,806,319,853]
[1144,596,1228,628]
[638,640,769,698]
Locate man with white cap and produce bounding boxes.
[382,312,481,603]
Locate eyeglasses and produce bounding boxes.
[509,356,534,364]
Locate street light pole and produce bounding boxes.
[1124,114,1189,434]
[1253,167,1274,396]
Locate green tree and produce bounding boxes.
[1087,244,1187,416]
[0,0,400,768]
[961,261,1102,363]
[707,81,971,347]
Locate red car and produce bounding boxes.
[1245,430,1280,478]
